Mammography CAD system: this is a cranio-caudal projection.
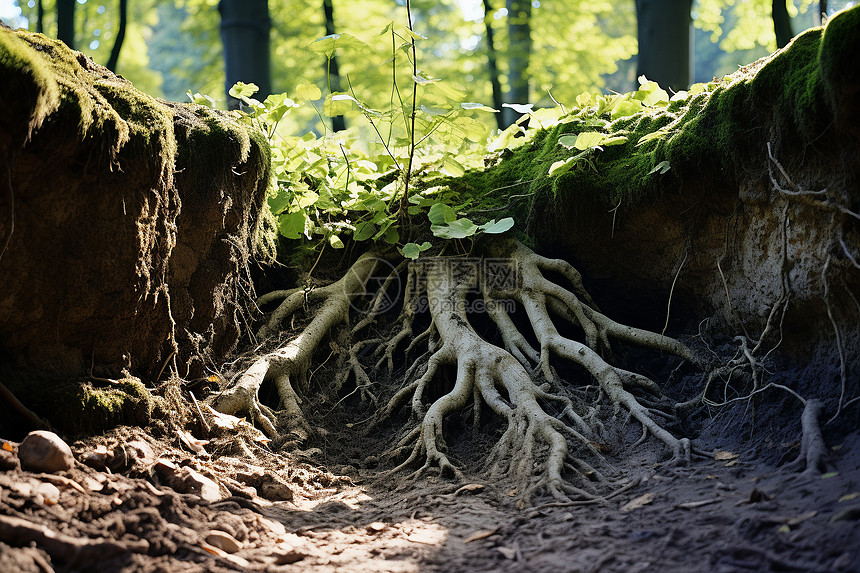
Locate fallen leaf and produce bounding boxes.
[621,493,656,512]
[838,492,860,502]
[464,528,499,543]
[725,459,738,467]
[714,451,738,461]
[821,472,839,479]
[776,525,790,534]
[2,442,13,452]
[455,483,485,496]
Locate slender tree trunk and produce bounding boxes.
[36,0,44,34]
[323,0,346,132]
[57,0,75,50]
[219,0,271,109]
[634,0,692,93]
[772,0,794,48]
[482,0,504,130]
[818,1,827,25]
[105,0,127,72]
[502,0,531,128]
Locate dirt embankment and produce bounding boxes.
[0,26,269,434]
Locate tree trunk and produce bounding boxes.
[502,0,532,128]
[56,0,75,50]
[634,0,692,92]
[105,0,128,72]
[772,0,794,48]
[323,0,346,132]
[36,0,44,34]
[483,0,504,130]
[219,0,271,109]
[819,0,827,25]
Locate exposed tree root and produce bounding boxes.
[211,253,380,447]
[379,238,699,503]
[217,236,701,502]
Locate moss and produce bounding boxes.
[14,377,154,436]
[450,6,859,239]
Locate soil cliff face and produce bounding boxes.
[0,27,269,421]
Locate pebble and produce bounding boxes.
[17,431,74,473]
[204,530,242,553]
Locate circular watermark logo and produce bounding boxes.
[347,257,402,315]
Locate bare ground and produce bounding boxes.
[2,406,859,573]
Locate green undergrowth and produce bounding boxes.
[453,6,856,238]
[251,6,857,267]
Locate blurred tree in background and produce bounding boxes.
[3,0,845,134]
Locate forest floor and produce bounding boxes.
[2,408,859,573]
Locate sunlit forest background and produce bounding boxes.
[0,0,853,136]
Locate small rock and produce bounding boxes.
[367,522,386,533]
[170,466,223,502]
[81,445,113,470]
[17,431,74,473]
[111,440,155,471]
[273,550,306,565]
[205,530,242,554]
[258,475,294,502]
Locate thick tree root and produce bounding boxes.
[211,253,380,447]
[384,238,699,502]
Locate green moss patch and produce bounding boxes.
[451,6,859,238]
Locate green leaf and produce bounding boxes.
[412,73,439,85]
[329,234,344,249]
[323,93,379,117]
[402,241,431,259]
[503,103,534,114]
[383,226,400,244]
[573,132,605,150]
[296,83,322,101]
[480,217,514,234]
[601,136,628,146]
[610,99,641,120]
[187,91,215,108]
[428,202,457,225]
[267,189,290,214]
[296,190,319,209]
[557,135,577,149]
[431,218,479,239]
[353,221,376,241]
[649,160,671,175]
[278,212,307,240]
[309,32,368,56]
[575,92,594,108]
[636,130,668,146]
[443,157,465,177]
[548,157,575,176]
[229,82,259,100]
[461,102,498,113]
[401,27,428,41]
